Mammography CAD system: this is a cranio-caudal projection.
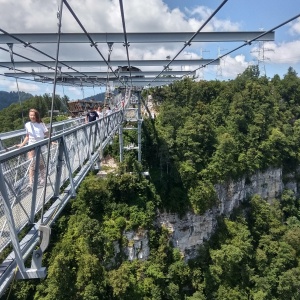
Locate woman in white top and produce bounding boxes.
[17,109,49,187]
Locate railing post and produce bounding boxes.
[137,90,142,163]
[29,146,42,223]
[83,124,92,160]
[119,124,123,162]
[0,164,26,275]
[54,137,64,197]
[61,137,76,198]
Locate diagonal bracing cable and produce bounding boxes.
[119,0,133,86]
[62,0,125,87]
[40,0,63,225]
[183,12,300,77]
[147,0,228,86]
[6,44,25,126]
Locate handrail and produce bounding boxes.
[0,110,123,295]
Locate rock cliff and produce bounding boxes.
[123,167,296,261]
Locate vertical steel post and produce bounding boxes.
[137,91,142,163]
[54,137,64,197]
[62,138,76,198]
[119,124,123,162]
[30,146,42,223]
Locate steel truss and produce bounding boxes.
[0,31,275,88]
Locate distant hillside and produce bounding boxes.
[84,92,106,102]
[0,91,33,110]
[84,89,120,103]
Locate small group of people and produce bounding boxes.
[85,104,113,123]
[17,109,48,189]
[16,104,114,189]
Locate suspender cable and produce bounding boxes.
[92,85,95,97]
[105,43,113,107]
[40,0,64,224]
[80,78,85,100]
[119,0,132,86]
[62,0,125,87]
[148,0,228,85]
[6,44,25,126]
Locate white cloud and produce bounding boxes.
[67,86,83,97]
[210,54,250,79]
[187,6,241,31]
[0,0,58,32]
[0,77,40,93]
[0,1,241,34]
[0,78,12,90]
[250,40,300,64]
[0,0,193,33]
[0,0,299,97]
[288,17,300,35]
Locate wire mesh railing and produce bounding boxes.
[0,116,86,153]
[0,110,123,253]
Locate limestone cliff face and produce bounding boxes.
[123,230,149,261]
[122,168,295,261]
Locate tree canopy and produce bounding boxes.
[4,66,300,299]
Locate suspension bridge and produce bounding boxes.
[0,0,299,296]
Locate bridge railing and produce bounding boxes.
[0,110,123,254]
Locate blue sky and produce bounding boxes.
[0,0,299,100]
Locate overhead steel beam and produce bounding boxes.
[32,78,178,87]
[36,77,179,83]
[0,32,275,44]
[4,70,196,77]
[0,59,219,68]
[63,77,181,82]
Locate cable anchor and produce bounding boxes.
[90,42,98,48]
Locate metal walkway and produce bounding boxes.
[0,88,140,295]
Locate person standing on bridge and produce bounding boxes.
[96,106,103,119]
[85,106,99,123]
[104,105,112,116]
[17,108,49,188]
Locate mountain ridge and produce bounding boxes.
[0,91,33,110]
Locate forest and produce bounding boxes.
[3,65,300,299]
[0,94,69,133]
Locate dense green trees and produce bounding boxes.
[0,94,69,132]
[4,66,300,299]
[147,67,300,213]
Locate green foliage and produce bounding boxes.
[188,180,218,214]
[5,66,300,299]
[0,93,69,132]
[145,69,300,214]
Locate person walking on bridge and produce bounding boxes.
[17,108,48,188]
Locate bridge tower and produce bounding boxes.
[119,87,143,163]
